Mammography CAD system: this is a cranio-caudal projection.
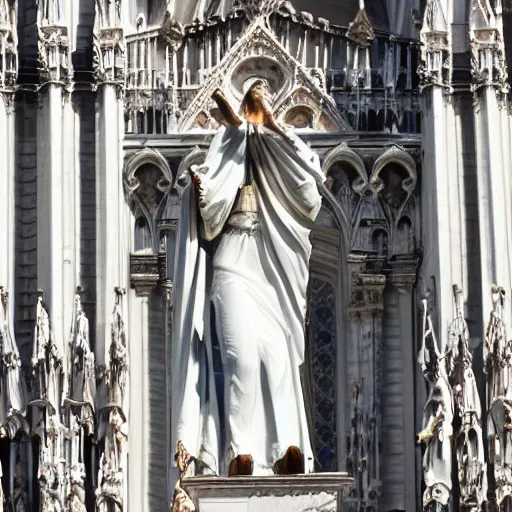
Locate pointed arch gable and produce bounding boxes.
[178,19,350,132]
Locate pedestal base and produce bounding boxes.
[183,473,353,511]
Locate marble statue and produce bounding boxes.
[171,78,324,476]
[417,298,454,509]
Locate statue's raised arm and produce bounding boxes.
[212,88,243,128]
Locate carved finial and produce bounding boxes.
[346,6,374,48]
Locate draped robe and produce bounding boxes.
[171,123,324,475]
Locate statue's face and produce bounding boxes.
[250,80,270,104]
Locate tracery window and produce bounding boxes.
[307,278,338,472]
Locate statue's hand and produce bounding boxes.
[212,88,225,101]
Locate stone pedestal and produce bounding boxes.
[183,473,353,512]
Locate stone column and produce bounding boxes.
[418,2,461,348]
[388,269,418,512]
[0,1,17,318]
[470,7,512,328]
[346,266,386,510]
[35,5,75,349]
[93,2,131,510]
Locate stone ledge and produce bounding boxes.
[183,473,353,511]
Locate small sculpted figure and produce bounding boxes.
[172,78,324,476]
[485,286,512,506]
[417,299,454,508]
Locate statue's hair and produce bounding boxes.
[240,79,270,116]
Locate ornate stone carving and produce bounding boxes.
[93,0,124,84]
[179,19,350,132]
[96,288,128,512]
[346,7,374,48]
[37,25,70,83]
[470,0,508,92]
[418,0,451,89]
[485,285,512,508]
[0,287,28,439]
[0,0,17,89]
[346,270,385,509]
[172,442,196,512]
[322,144,367,225]
[124,149,174,254]
[417,298,454,509]
[96,0,121,29]
[324,144,417,259]
[36,0,70,84]
[447,286,487,511]
[31,290,67,511]
[369,145,417,257]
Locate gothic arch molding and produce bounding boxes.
[124,148,174,253]
[370,144,417,221]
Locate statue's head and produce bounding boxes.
[240,78,271,117]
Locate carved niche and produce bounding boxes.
[322,143,418,260]
[369,145,417,258]
[124,149,174,295]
